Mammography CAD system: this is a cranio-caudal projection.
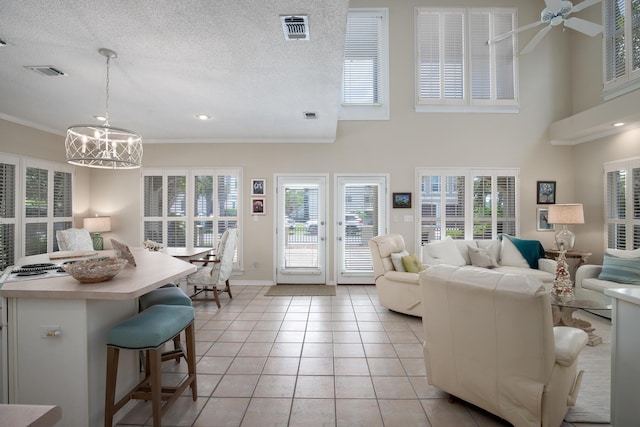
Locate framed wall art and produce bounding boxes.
[392,192,412,208]
[536,207,555,231]
[251,198,266,215]
[251,179,266,196]
[536,181,556,204]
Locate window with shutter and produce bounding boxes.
[0,156,17,269]
[418,168,518,242]
[416,7,518,112]
[604,158,640,249]
[340,8,389,120]
[603,0,640,99]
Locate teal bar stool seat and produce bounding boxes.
[104,304,197,427]
[139,284,192,362]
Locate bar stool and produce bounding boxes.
[139,284,192,362]
[104,304,197,427]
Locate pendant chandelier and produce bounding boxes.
[65,48,143,169]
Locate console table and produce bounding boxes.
[0,248,196,427]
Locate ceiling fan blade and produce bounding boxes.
[564,17,603,36]
[490,20,544,44]
[544,0,563,11]
[571,0,601,14]
[521,25,553,55]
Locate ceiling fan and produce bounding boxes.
[492,0,603,55]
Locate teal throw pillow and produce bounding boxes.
[598,253,640,285]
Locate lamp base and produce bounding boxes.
[555,225,575,251]
[92,233,104,250]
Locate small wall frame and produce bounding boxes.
[251,198,266,215]
[536,181,556,204]
[392,192,412,208]
[251,179,266,196]
[536,207,555,231]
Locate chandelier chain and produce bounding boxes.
[104,55,110,126]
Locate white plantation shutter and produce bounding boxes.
[605,158,640,249]
[0,157,17,269]
[496,174,517,235]
[603,0,640,97]
[419,172,466,242]
[53,170,73,251]
[167,175,186,248]
[341,8,389,120]
[343,183,379,272]
[416,7,517,111]
[24,166,48,255]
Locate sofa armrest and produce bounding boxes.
[553,326,588,367]
[538,258,557,275]
[575,265,603,289]
[384,271,420,284]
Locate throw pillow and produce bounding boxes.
[424,237,467,266]
[606,248,640,259]
[390,250,409,272]
[598,253,640,285]
[468,246,499,268]
[499,237,529,268]
[401,253,425,273]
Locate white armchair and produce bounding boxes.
[420,265,588,427]
[187,228,238,307]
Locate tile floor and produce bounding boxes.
[116,284,609,427]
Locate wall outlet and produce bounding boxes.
[40,325,61,338]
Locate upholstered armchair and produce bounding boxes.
[56,228,94,251]
[368,234,422,316]
[420,265,588,427]
[187,228,238,307]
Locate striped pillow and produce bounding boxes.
[598,253,640,285]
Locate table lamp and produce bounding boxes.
[83,216,112,250]
[547,204,584,251]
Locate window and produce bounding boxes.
[142,168,241,268]
[603,0,640,99]
[339,8,389,120]
[604,158,640,249]
[417,168,518,243]
[0,154,74,269]
[415,7,518,112]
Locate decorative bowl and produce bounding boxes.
[62,257,128,283]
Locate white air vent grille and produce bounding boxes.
[25,66,67,77]
[281,15,309,40]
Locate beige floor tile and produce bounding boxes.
[245,329,278,343]
[304,330,333,343]
[367,357,406,376]
[205,342,243,357]
[420,398,478,427]
[331,321,359,331]
[158,395,208,426]
[302,342,333,358]
[275,331,305,342]
[372,376,417,399]
[394,343,425,358]
[262,356,300,375]
[252,320,283,331]
[269,342,303,357]
[333,343,365,358]
[284,312,309,321]
[335,398,383,427]
[259,312,286,321]
[253,375,297,398]
[227,357,267,375]
[238,342,273,357]
[363,343,398,358]
[332,331,361,343]
[196,356,234,375]
[298,357,334,375]
[334,357,370,376]
[357,321,386,332]
[335,375,376,398]
[388,330,421,343]
[295,375,335,398]
[212,374,259,397]
[240,397,292,427]
[289,398,336,427]
[280,321,307,331]
[360,331,390,343]
[306,321,333,331]
[218,330,252,342]
[401,358,427,376]
[378,399,431,427]
[194,373,222,397]
[193,397,250,427]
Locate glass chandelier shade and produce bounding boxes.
[65,48,143,169]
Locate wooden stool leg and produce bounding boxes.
[149,349,162,427]
[185,323,198,400]
[104,347,119,427]
[225,279,232,299]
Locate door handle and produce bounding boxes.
[337,237,342,241]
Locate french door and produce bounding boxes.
[335,175,388,284]
[276,175,328,284]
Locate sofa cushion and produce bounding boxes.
[493,266,554,284]
[402,253,425,273]
[598,253,640,285]
[468,245,499,268]
[499,237,530,268]
[477,240,501,263]
[390,250,409,272]
[500,235,545,269]
[424,237,466,267]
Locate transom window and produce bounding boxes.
[604,158,640,249]
[415,7,518,112]
[603,0,640,99]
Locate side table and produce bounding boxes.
[544,249,592,279]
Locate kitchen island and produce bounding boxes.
[0,248,196,427]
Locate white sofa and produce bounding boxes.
[422,236,557,286]
[420,265,588,427]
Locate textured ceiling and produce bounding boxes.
[0,1,349,143]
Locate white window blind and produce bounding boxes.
[142,168,241,265]
[604,158,640,249]
[416,7,518,112]
[418,168,518,243]
[603,0,640,98]
[0,157,17,269]
[340,8,389,120]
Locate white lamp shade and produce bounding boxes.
[83,216,112,233]
[547,204,584,225]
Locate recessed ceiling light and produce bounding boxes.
[94,115,107,121]
[613,122,625,127]
[195,114,211,120]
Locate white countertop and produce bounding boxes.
[0,404,61,427]
[1,248,196,300]
[604,287,640,306]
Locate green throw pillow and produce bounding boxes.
[598,253,640,285]
[401,253,425,273]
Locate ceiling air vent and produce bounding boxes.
[25,66,67,77]
[281,15,309,40]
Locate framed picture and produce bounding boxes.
[251,198,266,215]
[251,179,265,196]
[392,192,412,208]
[536,207,555,231]
[536,181,556,204]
